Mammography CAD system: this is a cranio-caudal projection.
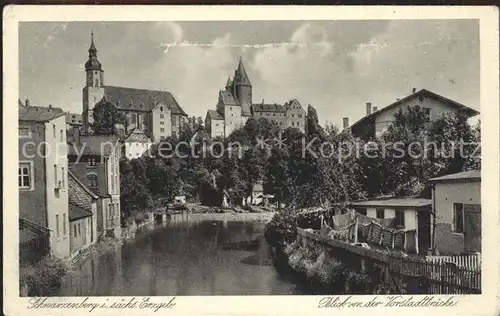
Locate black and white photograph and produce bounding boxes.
[3,5,500,316]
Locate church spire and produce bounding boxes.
[85,31,102,71]
[234,57,251,86]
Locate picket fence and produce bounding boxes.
[296,228,482,294]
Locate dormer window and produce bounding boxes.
[160,107,163,112]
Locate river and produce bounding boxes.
[56,213,306,296]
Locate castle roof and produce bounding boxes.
[233,58,251,86]
[207,109,224,120]
[19,105,66,122]
[284,98,303,110]
[219,90,240,106]
[251,103,286,113]
[102,85,187,116]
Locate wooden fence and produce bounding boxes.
[296,228,481,294]
[425,254,481,271]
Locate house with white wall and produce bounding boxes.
[19,104,70,260]
[349,197,432,254]
[429,170,481,255]
[344,88,480,141]
[68,170,98,259]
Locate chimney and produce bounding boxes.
[25,98,30,107]
[343,117,349,129]
[372,106,378,113]
[73,126,80,146]
[366,102,372,116]
[412,87,416,93]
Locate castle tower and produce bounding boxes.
[82,32,105,134]
[233,57,252,116]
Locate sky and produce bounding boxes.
[19,20,479,127]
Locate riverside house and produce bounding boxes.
[429,170,481,255]
[68,170,98,258]
[67,128,122,239]
[348,197,432,254]
[19,103,70,261]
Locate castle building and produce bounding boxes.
[205,58,306,138]
[82,33,188,142]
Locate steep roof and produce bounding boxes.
[68,169,98,214]
[429,170,481,182]
[233,58,251,86]
[252,103,286,113]
[349,197,432,209]
[69,203,93,221]
[207,109,224,120]
[68,134,120,156]
[219,90,239,106]
[19,105,66,122]
[123,128,152,143]
[347,89,480,131]
[102,85,187,116]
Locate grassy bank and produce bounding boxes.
[20,256,68,296]
[265,212,380,295]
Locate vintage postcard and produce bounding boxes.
[3,5,500,316]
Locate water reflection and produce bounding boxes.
[57,215,302,296]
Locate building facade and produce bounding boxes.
[121,128,153,159]
[430,170,481,255]
[349,197,432,254]
[67,131,122,239]
[68,170,98,258]
[345,89,480,141]
[19,105,71,260]
[81,33,188,141]
[206,58,307,138]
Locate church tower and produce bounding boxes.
[82,32,105,134]
[233,57,252,116]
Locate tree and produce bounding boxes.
[90,98,124,135]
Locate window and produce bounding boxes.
[78,223,81,235]
[61,167,65,188]
[172,118,176,127]
[160,121,164,125]
[60,129,64,142]
[160,114,164,119]
[160,128,165,133]
[74,225,77,238]
[87,174,98,188]
[54,164,58,186]
[56,215,60,238]
[453,203,464,233]
[53,124,56,138]
[291,122,294,127]
[88,158,96,167]
[395,210,405,227]
[423,107,431,121]
[63,213,67,236]
[355,208,367,216]
[376,208,385,219]
[160,107,163,112]
[19,163,32,189]
[95,79,98,87]
[273,113,275,116]
[299,114,302,118]
[19,126,31,138]
[292,114,295,118]
[131,113,137,125]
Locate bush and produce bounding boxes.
[20,256,68,296]
[345,270,372,294]
[264,212,297,248]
